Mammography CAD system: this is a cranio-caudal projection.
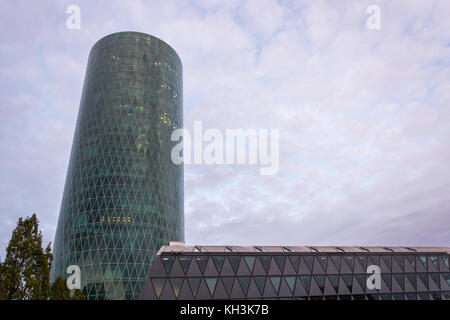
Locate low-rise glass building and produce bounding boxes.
[139,244,450,300]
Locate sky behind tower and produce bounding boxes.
[1,0,449,257]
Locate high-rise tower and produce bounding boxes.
[51,32,184,300]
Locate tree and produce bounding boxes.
[49,277,70,300]
[0,260,6,299]
[2,214,53,300]
[50,276,85,300]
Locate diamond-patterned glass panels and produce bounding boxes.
[140,251,450,300]
[50,32,184,300]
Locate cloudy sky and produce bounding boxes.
[1,0,449,257]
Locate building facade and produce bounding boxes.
[51,32,184,300]
[139,244,450,300]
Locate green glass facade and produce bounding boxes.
[51,32,184,300]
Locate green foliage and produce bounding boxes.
[0,213,86,300]
[50,276,70,300]
[0,261,6,299]
[71,289,85,300]
[50,276,85,300]
[1,214,53,300]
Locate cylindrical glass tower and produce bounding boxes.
[51,32,184,300]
